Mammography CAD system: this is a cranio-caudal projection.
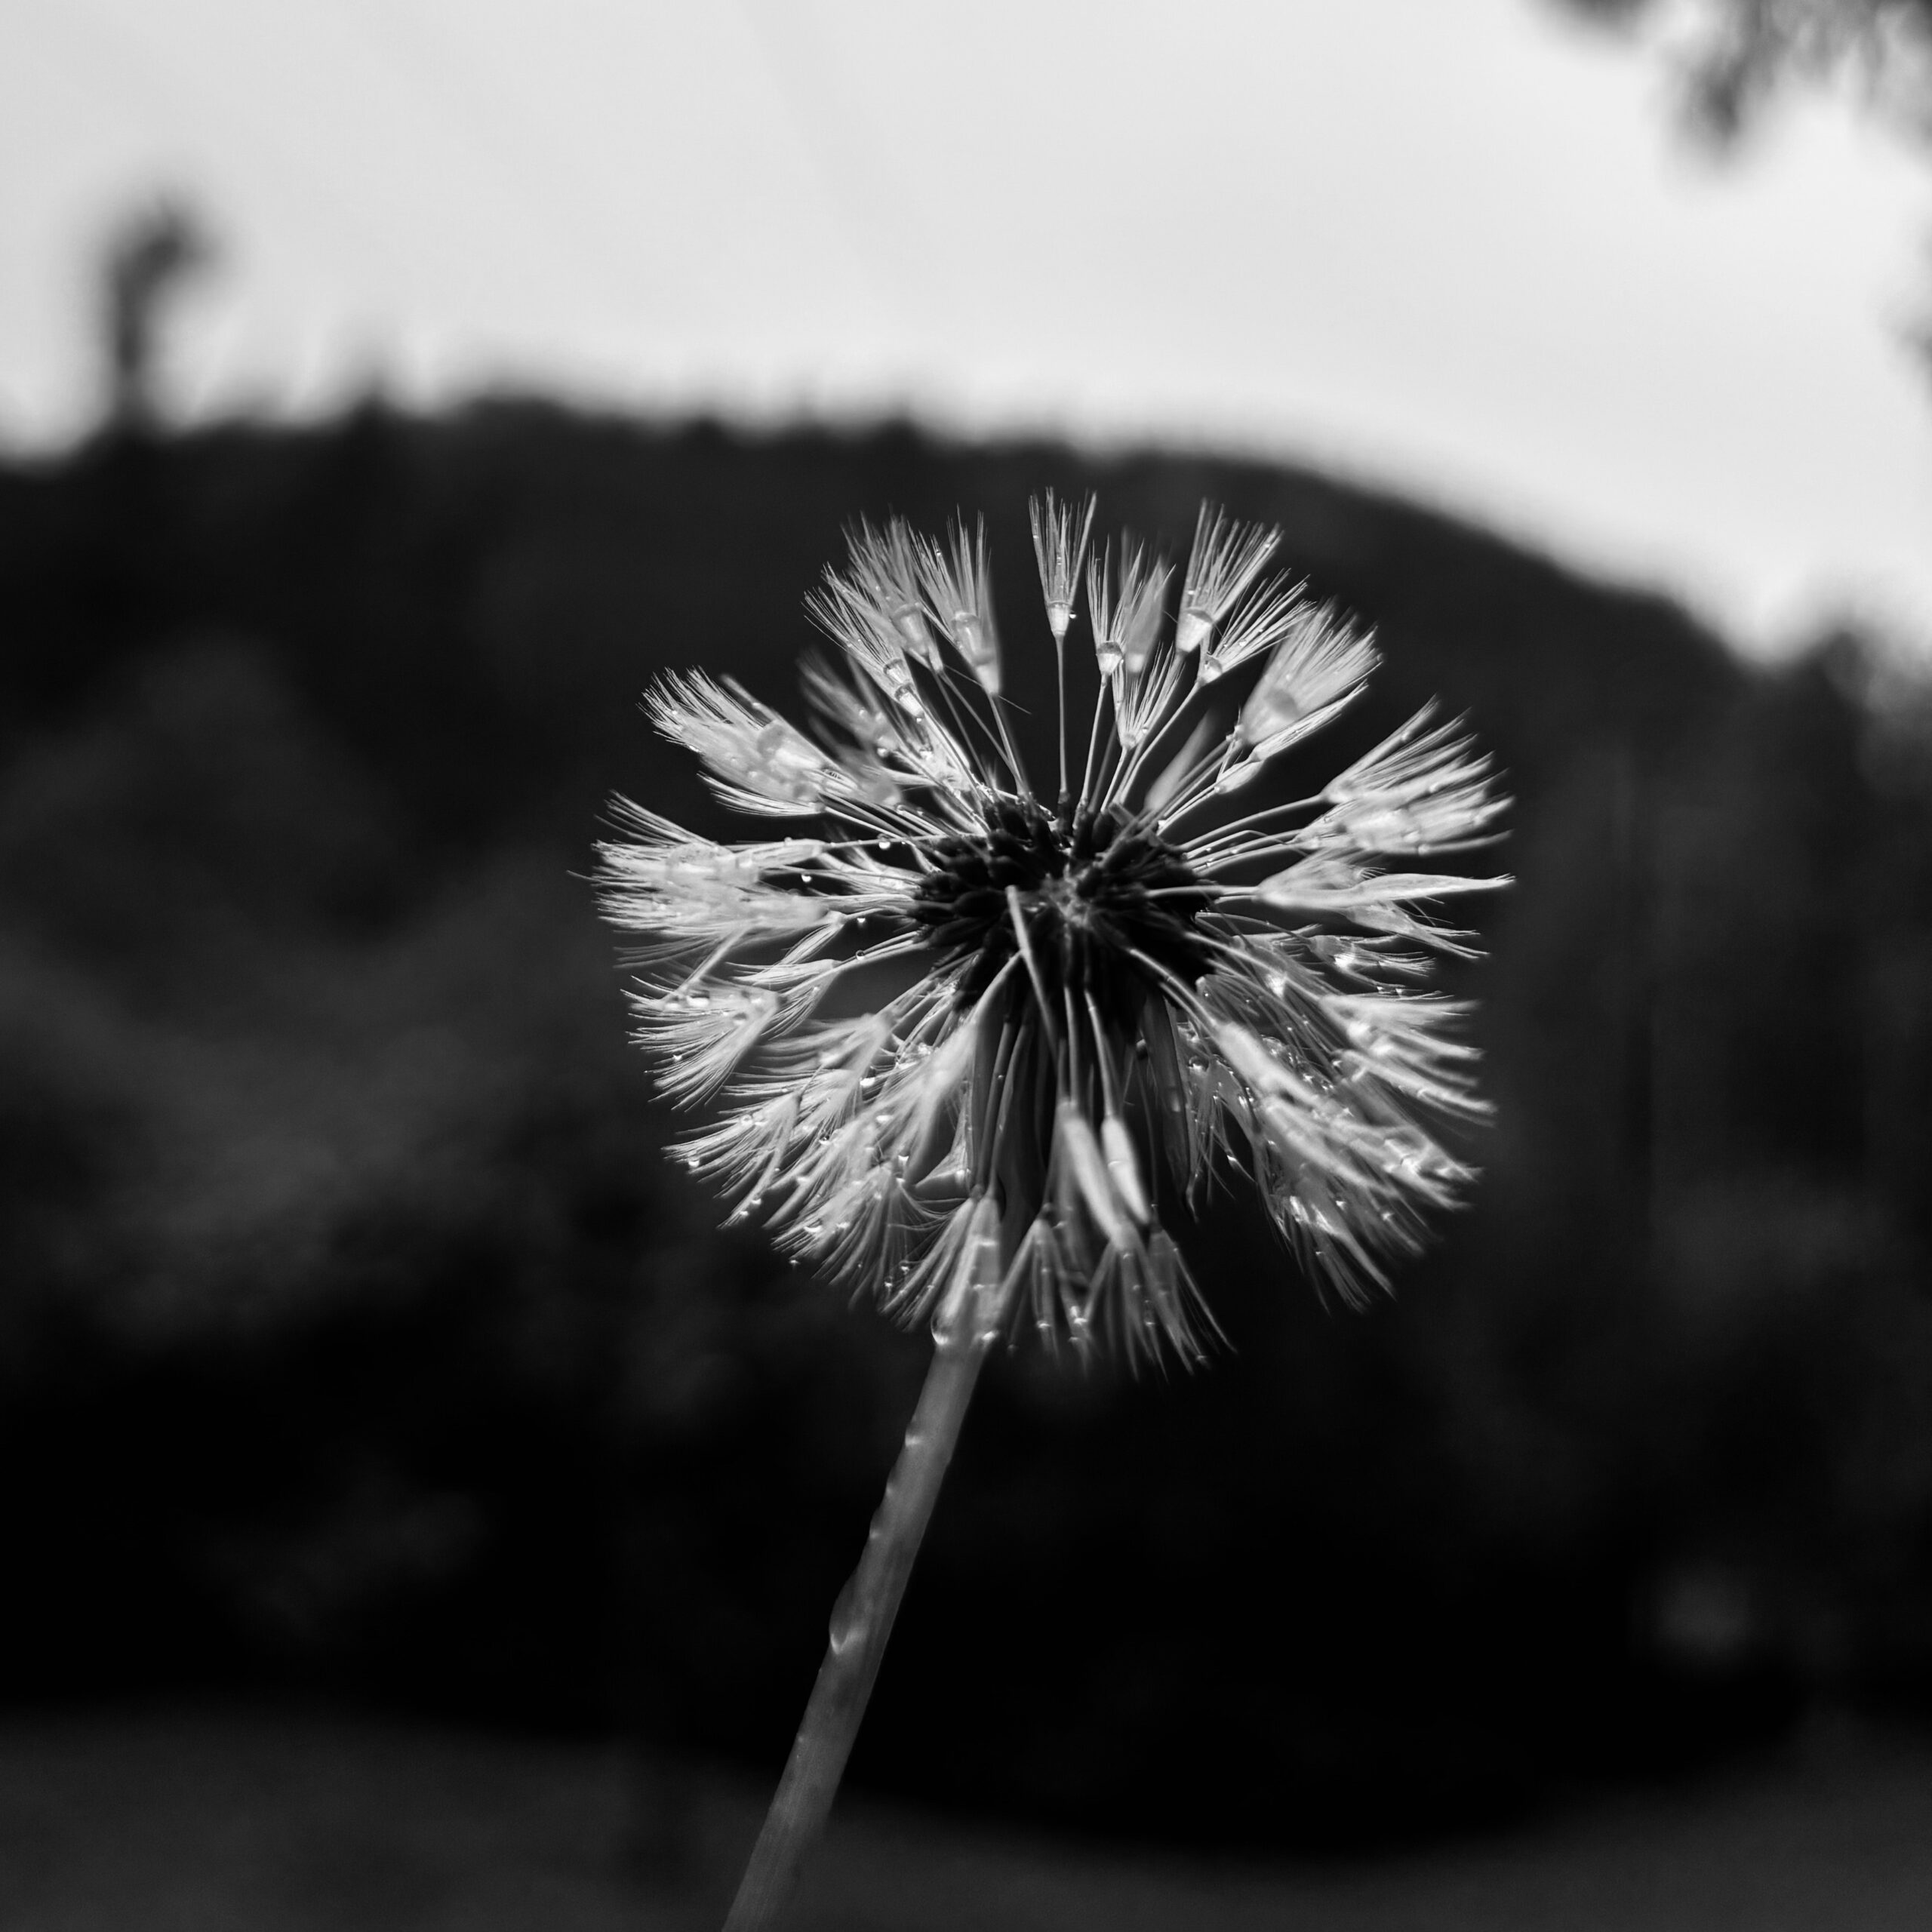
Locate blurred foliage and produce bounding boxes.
[2,405,1931,1849]
[97,197,217,435]
[1558,0,1932,145]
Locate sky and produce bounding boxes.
[3,0,1929,657]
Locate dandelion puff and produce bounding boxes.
[647,670,842,816]
[1308,703,1509,853]
[1236,601,1380,749]
[595,494,1509,1930]
[842,515,943,667]
[627,983,781,1104]
[1198,571,1309,683]
[919,514,1004,694]
[1086,536,1169,680]
[1088,538,1175,752]
[1247,854,1512,958]
[1029,489,1097,645]
[1175,502,1279,657]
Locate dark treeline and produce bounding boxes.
[2,401,1930,1851]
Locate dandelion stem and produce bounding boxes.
[1109,660,1201,804]
[721,1320,993,1932]
[1054,633,1070,804]
[1078,675,1112,812]
[989,695,1034,798]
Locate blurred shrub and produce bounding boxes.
[1,407,1929,1849]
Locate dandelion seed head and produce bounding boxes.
[598,497,1509,1363]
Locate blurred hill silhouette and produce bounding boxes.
[2,402,1930,1853]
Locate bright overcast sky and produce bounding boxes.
[4,0,1929,657]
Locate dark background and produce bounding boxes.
[3,398,1930,1858]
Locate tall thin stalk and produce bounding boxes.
[721,1318,994,1931]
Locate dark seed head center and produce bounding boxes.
[912,798,1214,1019]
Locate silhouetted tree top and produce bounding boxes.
[98,196,217,433]
[1561,0,1932,144]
